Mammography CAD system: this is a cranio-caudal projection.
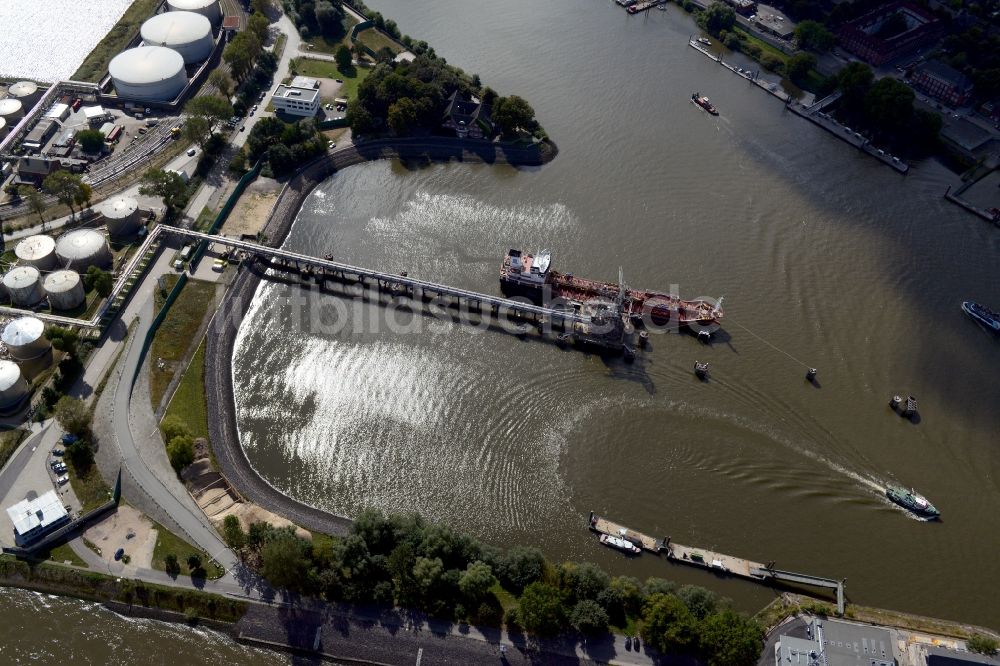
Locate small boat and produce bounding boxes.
[694,361,710,379]
[599,533,641,554]
[697,37,711,45]
[962,301,1000,332]
[691,92,719,115]
[886,485,940,519]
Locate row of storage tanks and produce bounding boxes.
[0,316,52,411]
[0,81,36,139]
[108,0,222,102]
[1,196,142,310]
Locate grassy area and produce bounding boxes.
[150,520,224,580]
[273,32,287,60]
[163,342,209,441]
[193,206,214,233]
[72,0,160,81]
[734,27,789,66]
[292,58,370,100]
[356,27,403,56]
[302,15,359,54]
[66,461,113,513]
[149,277,217,408]
[44,542,87,568]
[0,429,28,471]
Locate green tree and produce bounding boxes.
[641,593,698,654]
[160,415,191,442]
[760,53,784,74]
[208,69,234,97]
[260,531,311,589]
[18,186,46,225]
[346,99,376,134]
[248,13,270,43]
[387,97,419,135]
[251,0,273,15]
[183,115,213,148]
[42,171,91,220]
[516,582,566,635]
[836,61,874,115]
[266,143,295,176]
[167,435,195,472]
[186,553,202,570]
[864,77,915,135]
[222,515,247,551]
[968,634,999,655]
[559,561,609,602]
[492,95,535,136]
[315,1,343,37]
[164,553,181,576]
[570,599,609,635]
[139,169,188,215]
[66,438,94,470]
[84,266,112,297]
[786,52,817,85]
[698,609,763,666]
[794,20,835,51]
[77,129,106,153]
[458,560,497,604]
[699,4,736,34]
[335,44,353,72]
[223,32,262,81]
[501,546,546,593]
[598,576,643,625]
[185,95,233,140]
[54,396,89,435]
[677,584,719,620]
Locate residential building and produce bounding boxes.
[14,156,61,186]
[774,618,895,666]
[912,60,973,106]
[838,2,943,66]
[441,91,493,139]
[270,83,320,118]
[6,490,69,546]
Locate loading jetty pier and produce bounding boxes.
[589,512,847,614]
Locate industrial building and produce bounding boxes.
[12,156,59,186]
[22,119,58,151]
[100,195,143,237]
[55,229,112,271]
[43,270,86,310]
[838,2,943,66]
[2,266,45,306]
[14,235,57,270]
[271,83,320,118]
[6,490,69,547]
[773,618,895,666]
[44,103,71,122]
[925,646,1000,665]
[0,360,30,412]
[141,11,214,64]
[109,46,188,102]
[167,0,222,25]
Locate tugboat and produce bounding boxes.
[599,533,641,555]
[962,301,1000,332]
[691,92,719,115]
[886,486,940,519]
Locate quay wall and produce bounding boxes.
[203,136,557,537]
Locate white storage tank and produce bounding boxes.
[109,46,187,102]
[2,316,50,362]
[3,266,44,306]
[0,360,30,411]
[100,195,142,237]
[167,0,222,25]
[0,97,24,122]
[141,11,214,64]
[56,229,112,271]
[44,270,86,310]
[14,235,57,270]
[7,81,38,100]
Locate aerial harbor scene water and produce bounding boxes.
[0,0,998,664]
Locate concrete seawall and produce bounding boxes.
[203,137,557,537]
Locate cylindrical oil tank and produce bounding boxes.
[0,117,6,139]
[141,11,213,64]
[14,235,57,270]
[0,98,23,122]
[44,270,86,310]
[2,266,44,306]
[109,46,187,102]
[55,229,112,271]
[100,195,142,237]
[0,360,30,411]
[2,316,50,362]
[167,0,222,25]
[7,81,38,100]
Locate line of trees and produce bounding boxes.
[245,115,326,177]
[222,510,762,664]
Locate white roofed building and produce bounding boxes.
[271,84,320,118]
[6,490,69,546]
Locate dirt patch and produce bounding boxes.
[214,502,312,541]
[82,505,157,570]
[220,177,282,238]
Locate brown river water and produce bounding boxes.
[7,0,997,653]
[229,0,1000,628]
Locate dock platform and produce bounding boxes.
[589,512,663,552]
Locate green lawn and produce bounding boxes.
[149,277,217,407]
[273,32,287,60]
[302,15,359,54]
[0,429,28,471]
[150,520,224,580]
[67,461,112,513]
[356,27,403,55]
[72,0,160,81]
[292,58,370,101]
[43,542,87,568]
[163,341,209,442]
[735,27,789,65]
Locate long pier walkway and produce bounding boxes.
[589,512,846,614]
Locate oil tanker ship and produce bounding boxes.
[499,249,723,329]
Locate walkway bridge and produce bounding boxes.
[751,566,846,615]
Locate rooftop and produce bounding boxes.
[290,75,320,90]
[916,59,972,90]
[777,618,895,666]
[272,84,319,103]
[941,118,992,151]
[6,490,67,538]
[927,646,1000,665]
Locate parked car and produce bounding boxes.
[187,148,196,156]
[114,548,124,561]
[57,475,69,486]
[52,448,65,457]
[61,434,78,445]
